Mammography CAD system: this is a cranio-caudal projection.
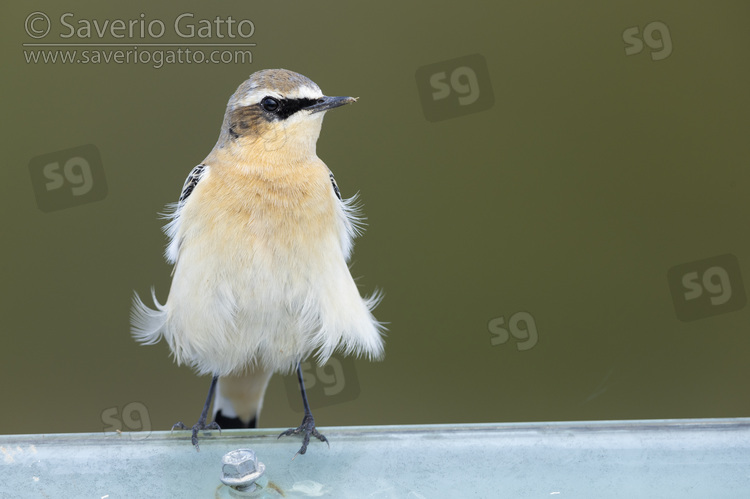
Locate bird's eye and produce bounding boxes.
[261,97,280,112]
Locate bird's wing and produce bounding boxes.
[164,164,208,264]
[329,171,342,201]
[178,163,208,206]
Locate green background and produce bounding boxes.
[2,1,748,436]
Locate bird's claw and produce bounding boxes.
[278,413,329,458]
[172,420,222,451]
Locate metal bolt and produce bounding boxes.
[220,449,266,493]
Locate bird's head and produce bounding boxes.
[218,69,356,160]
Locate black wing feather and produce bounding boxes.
[178,164,207,205]
[329,172,342,201]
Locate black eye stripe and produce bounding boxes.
[262,97,319,120]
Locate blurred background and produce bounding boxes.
[2,1,748,436]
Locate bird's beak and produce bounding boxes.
[307,95,358,114]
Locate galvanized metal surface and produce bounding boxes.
[2,419,749,498]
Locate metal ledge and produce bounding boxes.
[2,418,749,498]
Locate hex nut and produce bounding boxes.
[220,449,266,492]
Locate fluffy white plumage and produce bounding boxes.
[131,69,385,380]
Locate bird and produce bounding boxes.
[130,68,385,456]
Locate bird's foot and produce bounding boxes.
[172,420,221,451]
[278,413,329,458]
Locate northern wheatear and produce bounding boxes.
[131,69,385,456]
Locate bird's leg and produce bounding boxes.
[172,375,221,451]
[278,362,329,458]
